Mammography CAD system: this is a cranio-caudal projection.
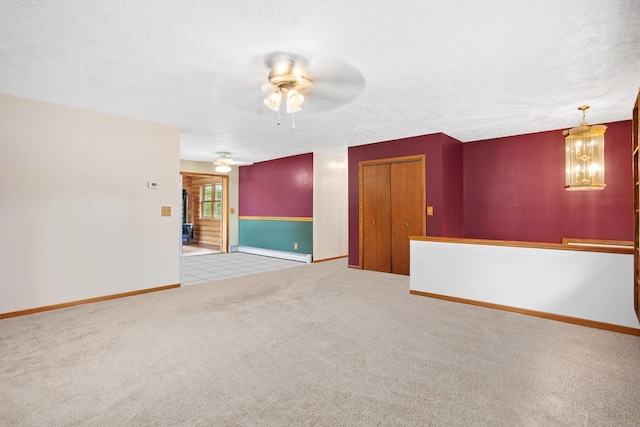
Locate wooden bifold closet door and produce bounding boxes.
[360,156,425,275]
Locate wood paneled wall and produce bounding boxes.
[182,174,222,246]
[182,175,193,223]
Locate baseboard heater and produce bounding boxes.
[234,246,312,263]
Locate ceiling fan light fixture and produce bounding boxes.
[214,152,233,174]
[286,89,304,113]
[264,92,282,111]
[262,54,314,126]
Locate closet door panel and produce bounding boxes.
[362,163,392,272]
[390,160,424,275]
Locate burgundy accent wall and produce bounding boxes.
[442,134,464,236]
[463,120,633,243]
[348,133,464,266]
[239,153,313,217]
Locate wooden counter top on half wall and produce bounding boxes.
[409,236,633,255]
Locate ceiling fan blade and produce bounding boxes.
[261,82,277,92]
[296,56,364,112]
[310,56,364,83]
[263,51,309,70]
[302,90,363,113]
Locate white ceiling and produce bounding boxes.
[1,1,639,166]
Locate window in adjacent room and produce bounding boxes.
[213,183,223,218]
[201,184,213,218]
[201,183,223,218]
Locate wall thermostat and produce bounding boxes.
[148,181,159,189]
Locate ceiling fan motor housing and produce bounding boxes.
[268,59,313,94]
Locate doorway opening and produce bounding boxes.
[180,172,229,256]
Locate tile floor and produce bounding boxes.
[181,243,221,257]
[180,252,307,286]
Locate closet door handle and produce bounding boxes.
[372,221,376,225]
[406,222,410,226]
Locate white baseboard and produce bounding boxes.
[237,246,312,263]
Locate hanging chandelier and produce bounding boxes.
[263,58,313,128]
[564,106,607,191]
[214,152,233,173]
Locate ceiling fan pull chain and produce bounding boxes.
[291,111,295,129]
[277,106,281,126]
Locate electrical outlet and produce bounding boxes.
[294,242,298,250]
[427,206,434,216]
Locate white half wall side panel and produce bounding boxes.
[0,93,180,314]
[410,240,638,329]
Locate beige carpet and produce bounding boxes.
[1,259,639,426]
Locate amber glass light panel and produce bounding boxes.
[564,123,607,191]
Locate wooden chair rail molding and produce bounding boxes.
[409,236,633,255]
[561,237,633,249]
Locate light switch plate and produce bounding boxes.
[427,206,434,216]
[161,206,171,216]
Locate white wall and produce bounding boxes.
[313,153,348,261]
[179,159,239,247]
[410,240,639,329]
[0,94,180,314]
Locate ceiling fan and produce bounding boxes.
[262,54,313,116]
[214,152,233,173]
[259,51,366,127]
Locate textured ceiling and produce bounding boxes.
[1,1,639,166]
